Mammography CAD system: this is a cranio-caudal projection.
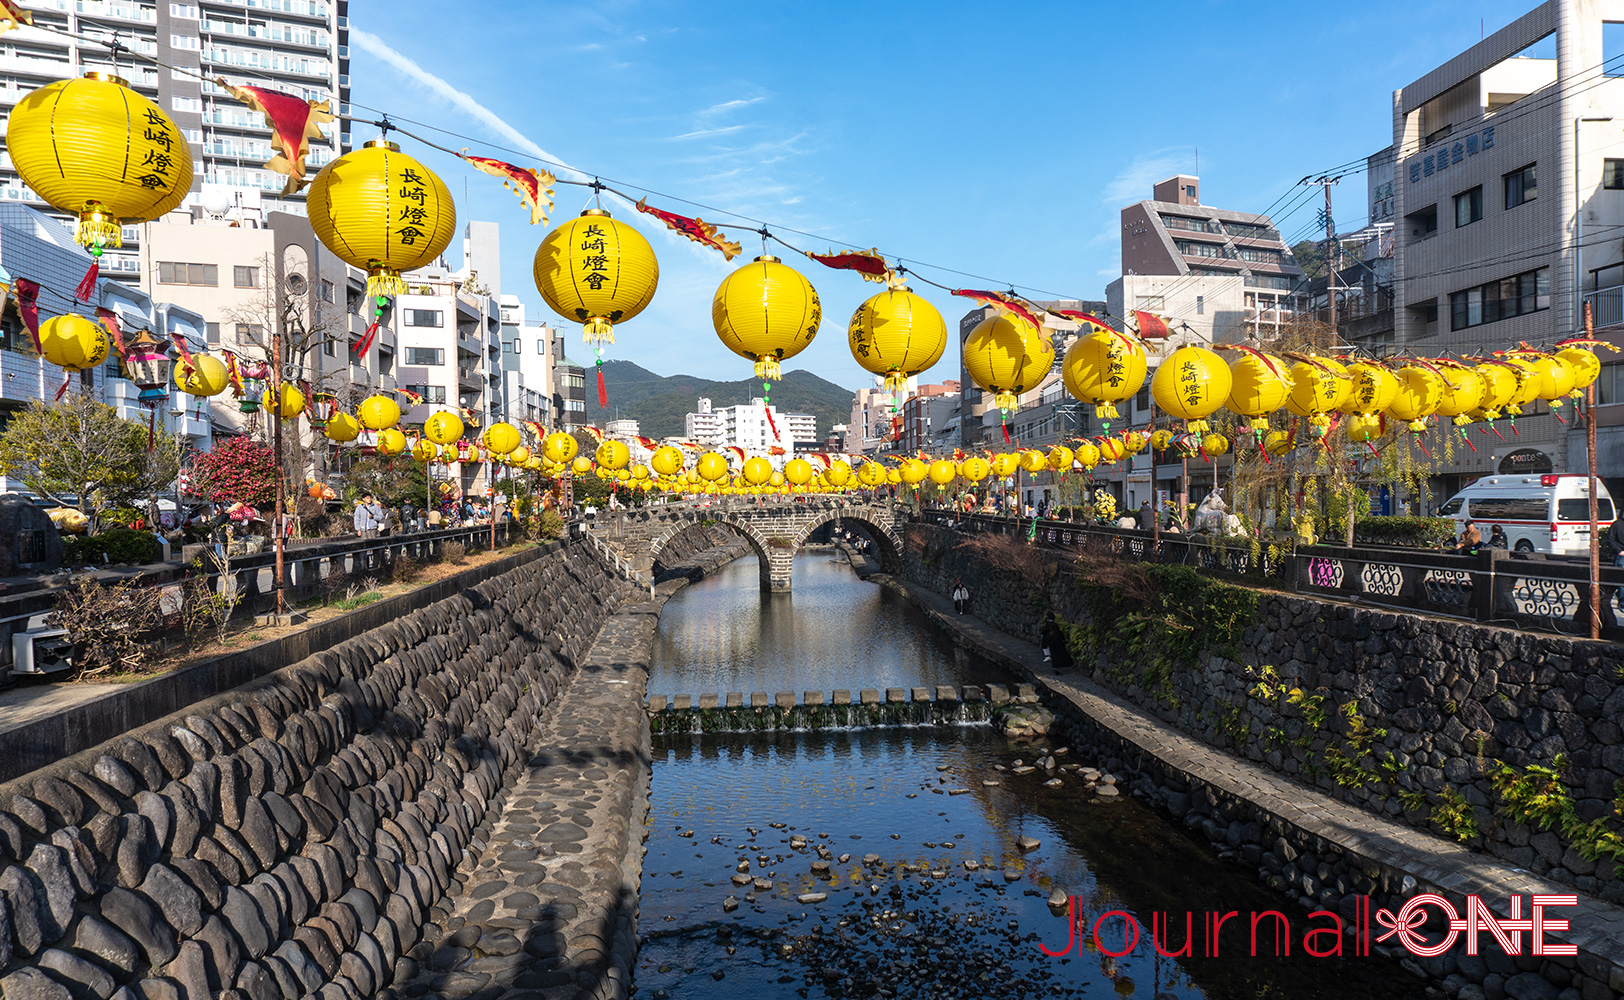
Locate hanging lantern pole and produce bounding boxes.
[271,316,286,617]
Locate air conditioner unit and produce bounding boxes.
[12,626,71,675]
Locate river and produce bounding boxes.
[637,550,1412,999]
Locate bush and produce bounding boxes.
[61,528,164,567]
[536,508,564,541]
[48,576,164,678]
[443,540,467,564]
[1351,516,1457,549]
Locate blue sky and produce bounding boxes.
[350,0,1547,392]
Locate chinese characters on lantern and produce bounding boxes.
[580,223,611,291]
[136,109,178,191]
[1180,360,1202,408]
[397,167,428,247]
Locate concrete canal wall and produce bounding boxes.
[0,532,756,1000]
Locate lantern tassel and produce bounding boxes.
[597,366,608,408]
[75,258,99,303]
[147,408,156,451]
[75,207,120,250]
[54,373,71,400]
[364,269,406,301]
[994,391,1018,412]
[882,371,909,393]
[755,356,783,381]
[583,317,615,344]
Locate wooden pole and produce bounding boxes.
[1586,301,1601,640]
[271,327,285,617]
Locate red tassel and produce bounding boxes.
[1552,408,1568,425]
[54,373,71,400]
[1001,421,1010,445]
[353,320,378,356]
[75,259,99,303]
[597,367,608,407]
[147,408,156,451]
[764,406,781,441]
[1418,440,1432,459]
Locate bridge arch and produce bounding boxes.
[648,515,776,592]
[792,506,903,576]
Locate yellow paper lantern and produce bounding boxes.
[1346,414,1384,443]
[1385,365,1445,431]
[847,285,947,391]
[1062,329,1147,422]
[508,446,531,465]
[713,256,820,381]
[595,439,630,470]
[7,74,193,249]
[261,383,304,420]
[697,452,730,482]
[1434,364,1486,425]
[858,461,888,487]
[376,427,407,456]
[480,422,520,455]
[174,354,229,397]
[631,463,650,481]
[767,471,785,488]
[1098,438,1126,463]
[1340,361,1400,417]
[960,457,990,482]
[423,411,463,446]
[1019,449,1047,474]
[885,469,902,485]
[543,431,579,464]
[307,141,456,300]
[1046,446,1074,471]
[1524,354,1577,406]
[990,453,1019,478]
[962,313,1054,413]
[1472,362,1519,420]
[325,412,361,444]
[1283,355,1351,420]
[895,459,925,485]
[927,460,956,486]
[1150,346,1232,435]
[411,439,436,462]
[784,458,814,485]
[1123,432,1147,454]
[1073,442,1100,469]
[534,209,658,345]
[651,445,684,477]
[741,456,772,485]
[358,394,401,431]
[615,468,630,482]
[37,315,109,374]
[826,460,853,486]
[1558,347,1602,390]
[1224,351,1291,430]
[1150,429,1175,451]
[1202,434,1231,457]
[1502,357,1541,415]
[1264,430,1294,455]
[571,455,594,475]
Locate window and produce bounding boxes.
[170,3,199,15]
[1436,498,1464,516]
[169,34,200,50]
[1449,267,1549,330]
[537,339,547,354]
[319,280,333,302]
[205,322,220,344]
[1454,186,1482,227]
[1223,221,1280,241]
[1469,497,1549,521]
[323,338,335,357]
[1184,185,1196,199]
[1607,160,1624,190]
[233,265,259,288]
[1195,295,1205,316]
[235,323,264,342]
[1407,205,1438,241]
[1505,163,1537,209]
[405,347,444,366]
[565,398,585,412]
[1159,215,1219,234]
[171,97,201,113]
[158,262,217,285]
[1175,240,1233,259]
[1134,295,1164,311]
[1558,498,1616,522]
[405,309,442,327]
[405,384,446,403]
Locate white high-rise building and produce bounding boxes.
[783,412,817,446]
[684,397,723,444]
[718,397,794,461]
[498,295,554,429]
[0,0,350,280]
[605,418,640,440]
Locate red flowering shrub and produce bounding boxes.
[188,436,277,507]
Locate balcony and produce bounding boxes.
[457,367,483,390]
[1585,284,1624,330]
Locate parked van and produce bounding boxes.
[1435,474,1615,555]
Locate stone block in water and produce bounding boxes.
[804,691,825,706]
[775,692,795,709]
[647,696,667,713]
[859,690,880,704]
[936,687,960,702]
[673,695,691,710]
[751,692,770,708]
[699,694,719,709]
[962,686,984,702]
[910,687,930,702]
[885,688,906,703]
[986,684,1010,704]
[833,690,852,705]
[725,693,743,708]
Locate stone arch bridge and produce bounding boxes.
[589,499,908,591]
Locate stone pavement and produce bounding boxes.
[872,572,1624,995]
[0,679,122,737]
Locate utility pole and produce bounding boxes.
[1586,301,1602,640]
[1315,174,1360,549]
[270,319,286,619]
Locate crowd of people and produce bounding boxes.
[351,494,509,538]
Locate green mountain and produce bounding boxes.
[584,360,852,441]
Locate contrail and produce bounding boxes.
[350,29,583,180]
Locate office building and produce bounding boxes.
[783,412,817,450]
[900,391,958,455]
[0,0,350,278]
[605,418,640,441]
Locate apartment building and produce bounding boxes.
[684,397,723,444]
[783,411,817,451]
[497,295,555,430]
[850,382,907,455]
[0,0,351,278]
[899,390,957,456]
[717,397,795,462]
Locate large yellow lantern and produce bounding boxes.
[358,394,401,431]
[1339,361,1400,417]
[1502,357,1541,416]
[1061,329,1147,424]
[1150,345,1232,435]
[1433,364,1486,425]
[307,141,456,299]
[848,285,947,391]
[1386,365,1445,431]
[483,422,521,455]
[899,459,928,485]
[1019,449,1047,474]
[261,383,304,420]
[174,354,229,397]
[1046,446,1074,471]
[1471,361,1519,421]
[596,439,630,470]
[990,453,1019,479]
[960,457,990,482]
[784,458,814,486]
[1098,437,1126,464]
[697,452,730,482]
[1225,351,1291,431]
[423,411,463,446]
[858,461,888,487]
[713,256,820,381]
[651,445,684,477]
[740,456,772,485]
[962,313,1054,414]
[7,74,192,249]
[543,431,579,464]
[885,469,902,486]
[1558,346,1602,391]
[1524,353,1577,408]
[376,427,407,456]
[1283,355,1352,428]
[826,460,853,487]
[927,460,956,486]
[37,315,109,374]
[325,412,361,444]
[1073,442,1101,469]
[535,209,658,345]
[411,439,437,463]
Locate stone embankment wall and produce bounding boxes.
[0,538,637,1000]
[900,524,1624,906]
[649,527,747,584]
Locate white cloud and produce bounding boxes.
[669,124,748,141]
[700,97,765,117]
[1102,147,1196,206]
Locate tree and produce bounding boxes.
[188,435,277,508]
[343,455,427,509]
[0,394,180,531]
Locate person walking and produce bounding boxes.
[951,578,970,615]
[353,494,384,539]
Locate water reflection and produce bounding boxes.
[650,550,1009,697]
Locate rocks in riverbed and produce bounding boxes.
[796,893,827,905]
[995,706,1054,737]
[1016,835,1041,852]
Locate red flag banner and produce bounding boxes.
[804,248,889,283]
[462,152,556,226]
[1133,310,1171,339]
[13,278,40,354]
[522,420,545,441]
[767,446,787,457]
[634,198,741,260]
[1051,308,1148,353]
[634,435,659,451]
[952,289,1046,338]
[724,445,745,464]
[580,426,604,443]
[94,307,126,358]
[0,1,33,34]
[397,388,424,407]
[220,83,335,194]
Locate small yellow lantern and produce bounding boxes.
[1264,430,1294,455]
[1123,432,1147,454]
[1019,449,1047,474]
[543,431,579,464]
[1558,347,1602,391]
[1346,414,1384,443]
[571,455,594,475]
[7,74,193,249]
[858,461,888,487]
[411,439,437,462]
[826,460,853,486]
[847,285,946,391]
[714,256,821,381]
[697,452,730,482]
[1073,442,1100,469]
[1202,433,1231,457]
[651,445,684,477]
[325,412,361,443]
[174,354,230,397]
[424,411,463,446]
[307,140,456,299]
[1046,446,1073,471]
[358,394,401,431]
[784,458,814,486]
[1098,438,1126,463]
[990,453,1019,479]
[960,457,990,482]
[534,209,659,345]
[899,459,928,485]
[376,427,407,456]
[1150,346,1232,436]
[37,315,109,374]
[261,383,305,420]
[927,460,956,486]
[509,446,531,465]
[768,471,786,488]
[596,439,630,470]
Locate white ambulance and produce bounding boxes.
[1435,474,1616,555]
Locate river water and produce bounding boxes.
[637,550,1412,1000]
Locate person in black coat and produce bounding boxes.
[1040,612,1072,670]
